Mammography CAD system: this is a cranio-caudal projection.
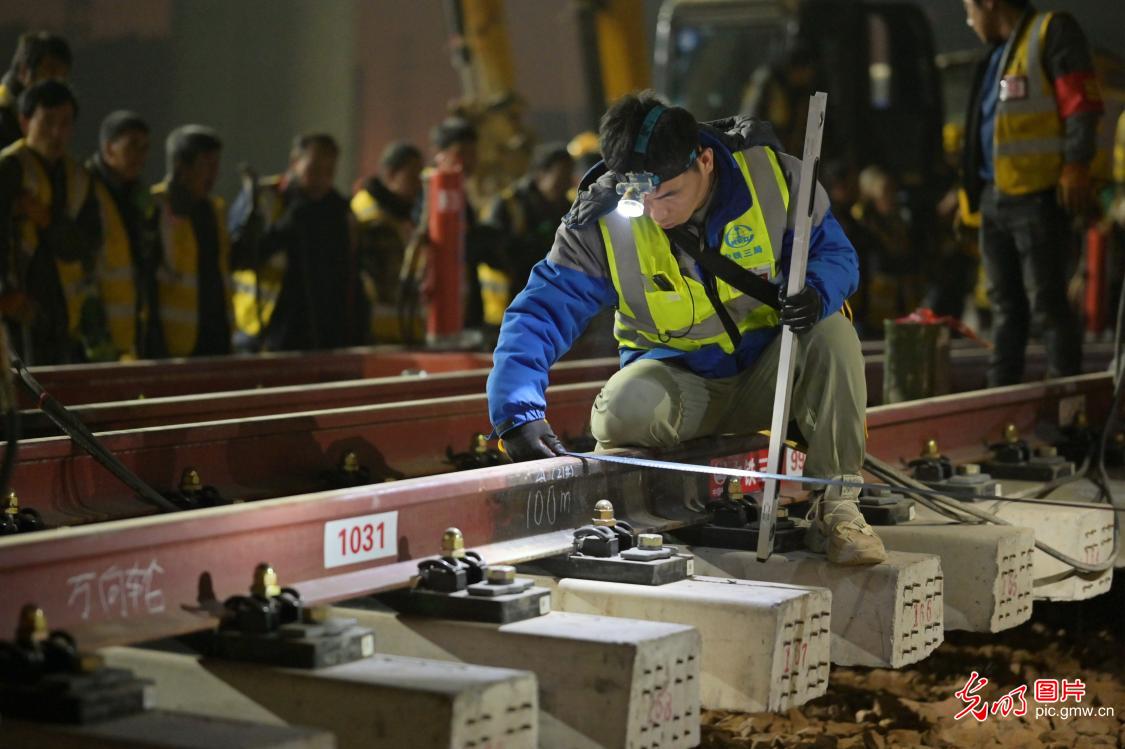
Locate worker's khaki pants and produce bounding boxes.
[589,313,867,478]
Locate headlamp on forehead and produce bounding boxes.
[615,172,659,218]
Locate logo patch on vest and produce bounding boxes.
[999,76,1028,101]
[724,224,755,248]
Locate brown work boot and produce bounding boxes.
[805,475,887,565]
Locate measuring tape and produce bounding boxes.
[562,451,1125,514]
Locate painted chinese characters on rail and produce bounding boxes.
[66,558,165,620]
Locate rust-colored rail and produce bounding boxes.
[18,344,1113,438]
[0,374,1112,652]
[22,341,1112,412]
[11,383,604,527]
[18,359,618,437]
[19,348,494,408]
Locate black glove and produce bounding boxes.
[500,419,566,462]
[778,285,823,334]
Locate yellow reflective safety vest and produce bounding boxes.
[599,146,789,354]
[151,182,231,357]
[2,139,95,336]
[478,187,526,327]
[92,177,147,357]
[478,263,510,326]
[993,12,1065,196]
[351,186,423,342]
[230,177,286,341]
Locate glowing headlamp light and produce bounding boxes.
[615,172,659,218]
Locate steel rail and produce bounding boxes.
[865,372,1113,462]
[5,372,1117,529]
[21,341,1114,411]
[16,344,1114,438]
[17,348,495,408]
[0,434,743,651]
[0,374,1114,652]
[9,383,605,527]
[17,358,618,437]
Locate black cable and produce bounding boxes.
[10,354,178,513]
[863,453,1115,575]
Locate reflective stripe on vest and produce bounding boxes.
[350,188,378,223]
[994,12,1064,195]
[3,140,93,335]
[478,263,510,327]
[599,146,789,354]
[93,179,138,355]
[153,183,231,357]
[231,182,286,339]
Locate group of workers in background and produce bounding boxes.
[0,30,583,364]
[0,0,1121,385]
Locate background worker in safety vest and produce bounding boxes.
[152,125,230,358]
[0,80,103,365]
[87,110,158,360]
[352,141,424,343]
[229,133,366,352]
[961,0,1104,386]
[0,32,71,151]
[483,143,575,303]
[487,91,886,566]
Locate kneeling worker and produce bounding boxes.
[486,91,885,565]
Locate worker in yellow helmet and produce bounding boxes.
[0,80,103,364]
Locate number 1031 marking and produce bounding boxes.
[323,511,398,569]
[339,522,385,556]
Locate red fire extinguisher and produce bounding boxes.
[424,163,466,342]
[1085,224,1108,335]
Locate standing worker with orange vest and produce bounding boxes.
[151,125,231,358]
[0,80,103,365]
[961,0,1104,386]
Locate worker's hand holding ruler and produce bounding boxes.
[757,92,827,562]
